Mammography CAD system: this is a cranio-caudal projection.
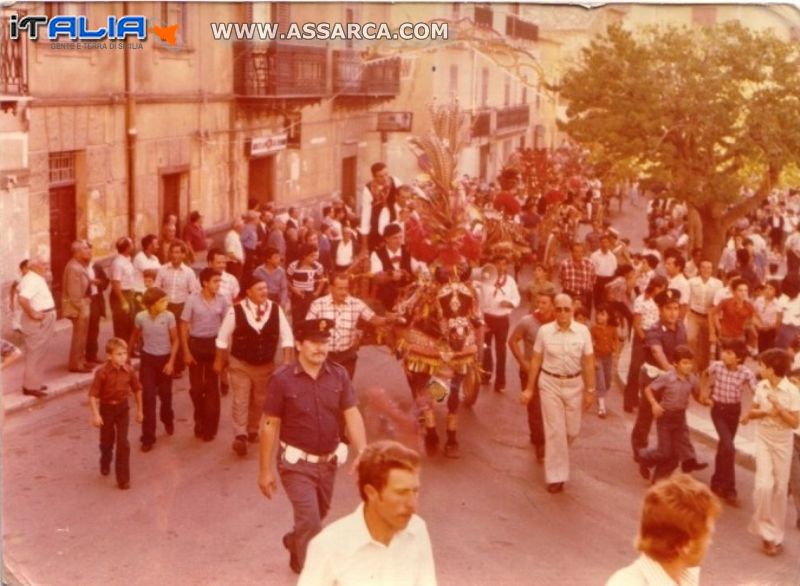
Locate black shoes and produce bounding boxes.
[283,533,301,574]
[444,440,460,459]
[681,459,709,473]
[164,421,175,436]
[534,444,545,463]
[100,463,110,476]
[141,443,154,453]
[118,481,131,490]
[233,435,248,456]
[547,482,564,494]
[22,387,48,398]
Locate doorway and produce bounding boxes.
[161,171,185,233]
[48,151,78,313]
[248,156,274,207]
[479,144,490,181]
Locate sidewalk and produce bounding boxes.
[1,318,122,416]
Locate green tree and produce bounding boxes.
[556,22,800,263]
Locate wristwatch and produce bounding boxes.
[585,387,596,394]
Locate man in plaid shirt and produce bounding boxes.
[559,242,596,313]
[700,338,757,506]
[306,273,399,379]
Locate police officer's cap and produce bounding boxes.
[294,318,335,342]
[654,288,681,308]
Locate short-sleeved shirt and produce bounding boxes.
[591,324,617,357]
[717,298,754,339]
[650,370,698,412]
[110,254,136,291]
[88,362,142,403]
[534,320,594,377]
[633,295,660,331]
[263,361,356,455]
[779,294,800,327]
[181,293,229,338]
[668,274,690,306]
[306,294,376,352]
[707,361,756,404]
[135,310,176,356]
[132,252,161,293]
[753,377,800,432]
[287,261,325,293]
[644,321,688,367]
[754,296,780,329]
[512,313,549,362]
[155,263,199,304]
[17,272,55,311]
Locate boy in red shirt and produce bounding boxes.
[88,338,143,489]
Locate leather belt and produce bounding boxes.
[541,368,581,379]
[280,442,337,464]
[42,307,56,312]
[690,309,708,317]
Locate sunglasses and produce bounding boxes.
[555,307,572,312]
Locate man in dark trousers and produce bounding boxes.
[630,288,707,475]
[258,318,367,574]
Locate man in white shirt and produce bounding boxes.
[17,256,57,397]
[360,162,402,252]
[590,233,618,307]
[214,275,294,456]
[664,250,690,321]
[132,234,161,296]
[208,248,240,306]
[370,223,426,313]
[686,260,722,372]
[521,293,595,493]
[606,474,720,586]
[224,217,245,282]
[299,440,436,586]
[110,237,137,343]
[478,255,521,393]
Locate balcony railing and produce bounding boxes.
[496,104,530,133]
[234,41,327,99]
[1,14,29,95]
[333,50,400,97]
[471,109,492,138]
[506,15,539,42]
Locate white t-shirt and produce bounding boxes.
[17,271,55,311]
[590,249,618,278]
[132,251,161,292]
[779,294,800,327]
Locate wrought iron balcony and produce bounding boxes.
[234,41,327,102]
[333,50,400,97]
[1,13,29,96]
[496,104,530,133]
[471,109,492,139]
[506,15,539,42]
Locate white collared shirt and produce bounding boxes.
[606,554,700,586]
[224,229,244,263]
[336,239,355,267]
[17,271,55,311]
[299,503,437,586]
[590,249,618,278]
[477,273,521,317]
[668,274,690,307]
[534,320,594,376]
[687,276,722,315]
[218,271,240,306]
[215,298,294,350]
[110,254,136,291]
[369,248,427,276]
[155,263,200,304]
[132,251,161,293]
[359,176,403,236]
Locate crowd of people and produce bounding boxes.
[6,148,800,581]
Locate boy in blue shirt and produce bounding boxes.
[638,345,707,482]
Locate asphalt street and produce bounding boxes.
[2,201,800,585]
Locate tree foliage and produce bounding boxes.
[556,22,800,260]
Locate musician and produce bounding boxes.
[331,227,360,273]
[369,223,425,314]
[359,162,403,251]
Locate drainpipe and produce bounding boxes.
[124,1,137,239]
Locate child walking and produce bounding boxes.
[129,287,178,452]
[741,348,800,556]
[638,345,707,482]
[88,338,143,490]
[700,339,756,507]
[590,305,619,418]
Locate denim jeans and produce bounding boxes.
[140,352,174,446]
[639,410,693,481]
[710,402,741,497]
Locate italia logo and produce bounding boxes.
[8,14,148,41]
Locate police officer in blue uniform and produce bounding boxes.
[258,318,367,574]
[630,288,707,476]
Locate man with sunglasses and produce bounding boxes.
[521,293,595,494]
